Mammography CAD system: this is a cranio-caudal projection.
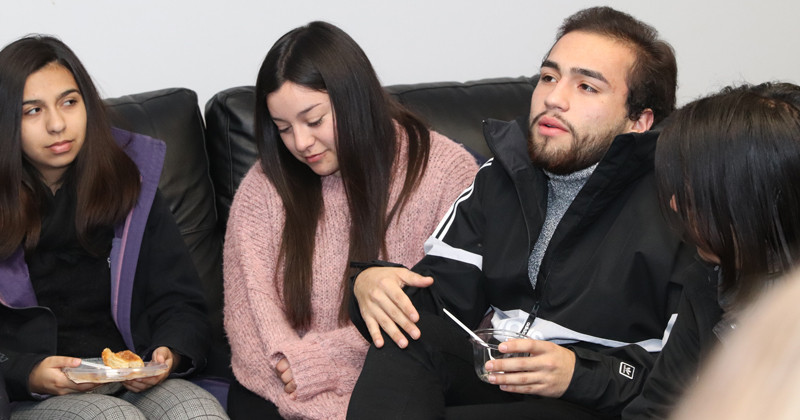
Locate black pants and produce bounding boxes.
[346,312,611,420]
[227,378,284,420]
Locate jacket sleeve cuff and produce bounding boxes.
[3,352,49,402]
[561,346,642,416]
[141,345,202,378]
[561,346,598,403]
[166,349,197,378]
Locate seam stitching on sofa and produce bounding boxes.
[105,88,189,107]
[223,94,234,200]
[389,80,532,96]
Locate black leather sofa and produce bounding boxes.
[104,75,536,407]
[0,371,8,420]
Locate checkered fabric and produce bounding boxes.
[12,379,227,420]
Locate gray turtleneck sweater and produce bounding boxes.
[528,163,598,289]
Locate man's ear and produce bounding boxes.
[629,108,654,133]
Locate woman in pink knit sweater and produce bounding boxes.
[223,22,479,420]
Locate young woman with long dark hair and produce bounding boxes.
[623,82,800,419]
[222,21,479,420]
[0,35,227,419]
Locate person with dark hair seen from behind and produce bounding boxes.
[622,82,800,420]
[0,36,228,419]
[222,22,479,420]
[346,6,706,420]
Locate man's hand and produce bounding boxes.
[353,267,433,348]
[122,346,178,393]
[485,339,576,398]
[28,356,102,395]
[276,358,296,399]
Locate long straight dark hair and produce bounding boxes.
[255,21,431,329]
[656,82,800,307]
[0,35,141,259]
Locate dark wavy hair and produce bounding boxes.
[656,82,800,307]
[0,35,140,259]
[254,21,431,329]
[556,6,678,126]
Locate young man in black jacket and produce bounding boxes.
[346,6,705,420]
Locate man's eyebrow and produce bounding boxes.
[541,60,610,86]
[541,60,559,71]
[22,88,80,106]
[572,68,609,85]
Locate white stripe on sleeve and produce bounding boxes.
[424,237,483,270]
[432,159,492,239]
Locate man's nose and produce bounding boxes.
[543,81,569,112]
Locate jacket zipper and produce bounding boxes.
[483,119,542,335]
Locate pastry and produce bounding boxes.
[101,348,144,369]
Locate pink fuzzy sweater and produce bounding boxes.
[223,131,478,420]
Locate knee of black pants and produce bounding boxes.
[349,311,513,419]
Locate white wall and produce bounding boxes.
[1,0,797,109]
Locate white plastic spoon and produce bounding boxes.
[443,308,490,349]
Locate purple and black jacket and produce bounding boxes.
[0,129,210,402]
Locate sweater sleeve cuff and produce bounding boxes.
[281,341,339,401]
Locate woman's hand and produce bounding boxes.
[353,267,433,348]
[28,356,102,395]
[122,346,179,393]
[276,357,297,399]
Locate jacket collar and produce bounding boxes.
[483,116,657,190]
[481,115,658,257]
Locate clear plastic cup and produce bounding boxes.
[470,329,530,382]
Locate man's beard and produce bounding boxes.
[527,112,629,175]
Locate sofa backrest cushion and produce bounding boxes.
[385,76,535,159]
[204,76,536,234]
[104,88,231,378]
[204,87,258,235]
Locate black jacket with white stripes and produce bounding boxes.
[355,116,705,415]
